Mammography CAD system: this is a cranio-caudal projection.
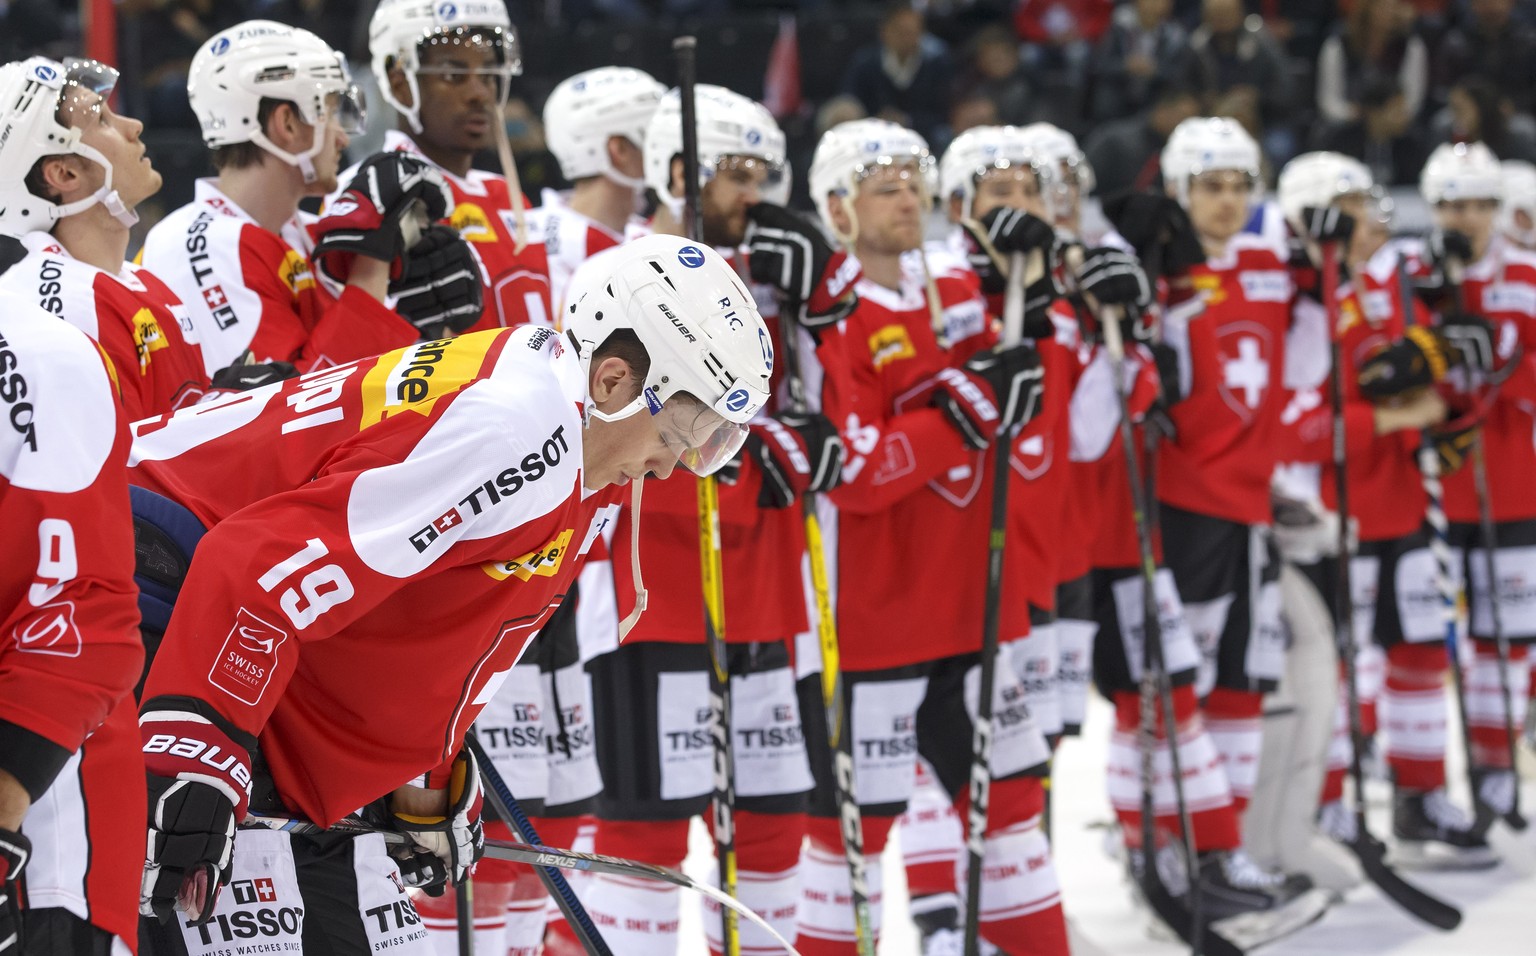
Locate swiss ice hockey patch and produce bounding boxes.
[209,607,289,705]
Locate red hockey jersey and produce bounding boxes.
[132,326,621,825]
[1157,234,1295,526]
[0,294,143,951]
[368,130,555,332]
[1,231,208,420]
[527,188,628,313]
[139,178,419,376]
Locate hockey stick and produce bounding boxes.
[1098,299,1238,956]
[775,298,876,954]
[1323,245,1462,929]
[962,250,1045,956]
[674,34,741,956]
[455,872,474,956]
[244,815,803,955]
[465,734,615,956]
[1470,434,1529,831]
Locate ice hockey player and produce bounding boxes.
[532,66,665,308]
[366,0,553,333]
[138,20,428,376]
[1370,141,1536,865]
[1016,123,1098,240]
[0,56,214,418]
[1145,115,1331,930]
[791,116,1066,954]
[130,235,771,955]
[574,83,853,955]
[0,290,144,955]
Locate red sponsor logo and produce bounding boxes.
[12,601,80,657]
[209,607,288,705]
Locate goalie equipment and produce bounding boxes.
[1160,117,1262,207]
[544,66,666,189]
[0,57,139,234]
[368,0,519,137]
[1421,142,1503,205]
[563,235,773,475]
[642,84,788,214]
[809,117,936,246]
[188,21,365,185]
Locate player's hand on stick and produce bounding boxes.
[1100,191,1205,277]
[933,343,1045,449]
[1073,246,1154,310]
[389,745,484,886]
[744,203,861,334]
[1357,327,1455,399]
[1372,389,1448,435]
[390,224,486,338]
[745,412,844,508]
[960,208,1061,328]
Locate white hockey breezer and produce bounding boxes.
[643,83,789,215]
[187,20,365,184]
[0,56,139,233]
[545,66,666,191]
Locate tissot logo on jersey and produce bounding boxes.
[186,210,240,329]
[0,329,37,452]
[408,425,571,552]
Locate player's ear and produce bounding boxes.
[589,356,639,410]
[827,192,853,237]
[668,155,686,199]
[36,155,85,203]
[947,194,963,224]
[388,62,415,111]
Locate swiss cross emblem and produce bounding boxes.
[202,285,227,309]
[1216,323,1273,423]
[433,509,462,533]
[255,878,277,902]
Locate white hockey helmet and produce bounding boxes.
[642,84,788,213]
[0,57,138,235]
[939,124,1056,221]
[188,20,365,184]
[563,233,772,475]
[369,0,519,136]
[1277,151,1384,234]
[1499,159,1536,246]
[544,67,665,188]
[1018,121,1095,199]
[1420,141,1503,205]
[1160,116,1262,205]
[808,117,935,244]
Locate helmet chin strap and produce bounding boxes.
[250,125,328,186]
[52,141,139,228]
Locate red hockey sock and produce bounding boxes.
[580,818,691,955]
[1467,640,1529,769]
[795,816,894,956]
[1204,687,1264,814]
[703,810,807,956]
[1384,643,1447,792]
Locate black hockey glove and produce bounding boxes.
[313,152,453,283]
[1073,246,1154,311]
[933,343,1046,450]
[745,412,844,509]
[1430,419,1479,474]
[389,746,484,886]
[0,827,29,954]
[210,356,298,391]
[1357,326,1454,399]
[1439,311,1498,376]
[1100,191,1205,278]
[391,224,486,338]
[140,699,254,924]
[1414,228,1475,310]
[1299,205,1356,245]
[744,203,861,334]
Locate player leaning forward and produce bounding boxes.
[131,235,771,955]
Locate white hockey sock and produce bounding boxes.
[702,864,799,956]
[795,839,884,952]
[1106,727,1233,821]
[581,873,680,955]
[1206,714,1263,805]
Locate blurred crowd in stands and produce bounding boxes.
[13,0,1536,218]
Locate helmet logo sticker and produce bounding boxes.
[676,245,706,268]
[210,37,231,56]
[33,64,56,82]
[758,328,774,372]
[644,386,664,415]
[744,128,762,147]
[437,1,459,19]
[725,387,751,413]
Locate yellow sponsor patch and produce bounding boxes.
[1192,273,1225,305]
[131,308,169,372]
[451,203,497,243]
[1337,297,1363,336]
[358,332,499,427]
[279,249,315,294]
[482,529,574,582]
[869,324,915,369]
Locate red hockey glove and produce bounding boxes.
[390,224,486,338]
[933,343,1046,450]
[390,746,484,886]
[745,203,861,333]
[745,412,845,508]
[0,827,29,953]
[312,152,453,283]
[140,698,254,925]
